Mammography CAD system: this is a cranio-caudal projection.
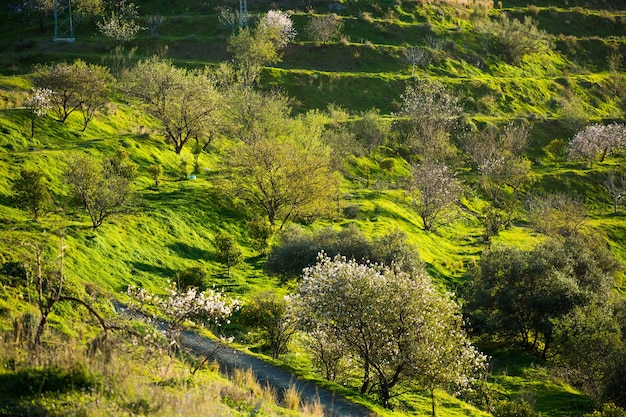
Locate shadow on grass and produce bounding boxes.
[167,241,212,261]
[128,261,177,279]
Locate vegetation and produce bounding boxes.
[1,0,626,415]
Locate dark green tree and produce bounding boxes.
[212,231,242,276]
[467,236,620,359]
[11,169,50,222]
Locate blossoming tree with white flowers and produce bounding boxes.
[294,254,487,415]
[127,283,240,355]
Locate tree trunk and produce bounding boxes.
[431,388,437,417]
[360,361,370,394]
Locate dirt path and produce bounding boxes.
[114,302,374,417]
[181,330,376,417]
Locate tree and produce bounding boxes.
[124,57,221,154]
[32,60,114,130]
[11,168,50,222]
[526,192,587,238]
[127,282,240,355]
[97,0,143,41]
[554,302,625,400]
[222,111,340,230]
[602,171,626,215]
[461,122,533,223]
[474,13,553,65]
[402,47,430,76]
[239,292,298,359]
[407,160,463,232]
[467,236,620,359]
[398,79,462,160]
[227,10,294,86]
[294,254,487,412]
[568,123,626,165]
[64,152,136,229]
[306,13,343,44]
[212,231,242,276]
[25,87,52,138]
[223,88,291,145]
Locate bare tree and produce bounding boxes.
[602,171,626,215]
[402,47,430,76]
[305,13,343,44]
[408,160,463,231]
[527,192,588,237]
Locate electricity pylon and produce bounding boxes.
[53,0,75,42]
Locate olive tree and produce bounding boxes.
[466,236,620,359]
[124,57,221,154]
[294,254,487,413]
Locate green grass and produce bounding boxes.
[1,0,626,415]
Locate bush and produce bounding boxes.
[176,267,208,291]
[493,399,538,417]
[265,225,421,279]
[343,204,360,219]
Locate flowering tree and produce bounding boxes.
[294,254,487,413]
[127,282,240,353]
[567,123,626,165]
[261,10,297,48]
[26,87,52,138]
[399,80,461,160]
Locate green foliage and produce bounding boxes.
[474,13,554,65]
[123,57,221,154]
[32,60,114,131]
[467,235,620,359]
[238,292,297,359]
[585,403,626,417]
[10,168,50,222]
[212,231,242,275]
[176,266,208,290]
[265,224,422,280]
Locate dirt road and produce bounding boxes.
[181,330,376,417]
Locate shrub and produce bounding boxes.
[343,204,360,219]
[176,267,208,291]
[493,399,538,417]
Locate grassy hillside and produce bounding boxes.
[1,0,626,415]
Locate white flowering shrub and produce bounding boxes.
[127,283,240,352]
[294,253,487,411]
[567,123,626,165]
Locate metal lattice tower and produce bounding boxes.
[239,0,248,29]
[54,0,75,42]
